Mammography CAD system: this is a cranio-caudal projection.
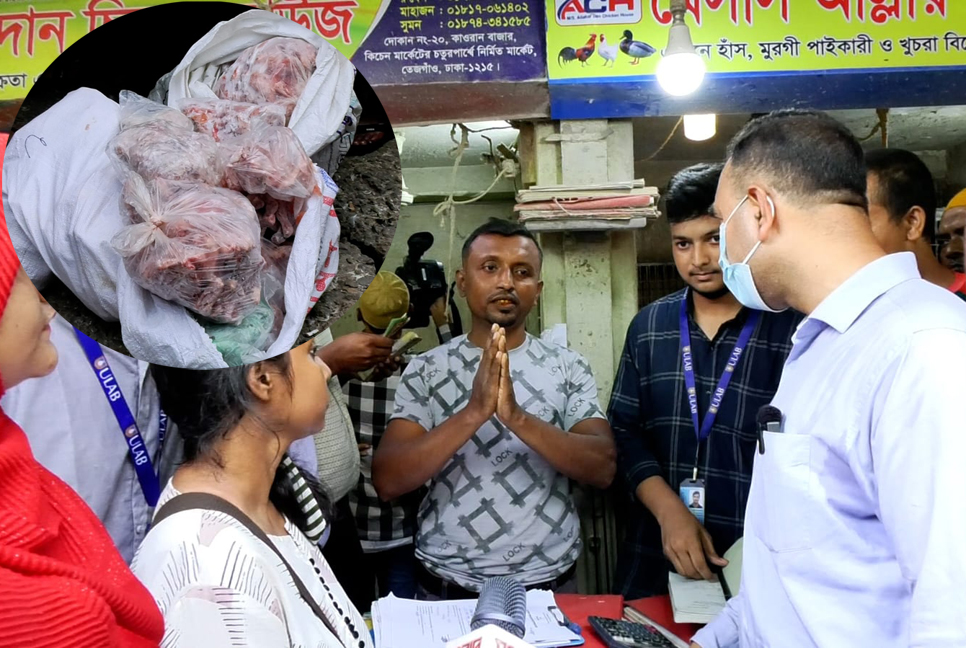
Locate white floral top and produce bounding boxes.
[132,480,373,648]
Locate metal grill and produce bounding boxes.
[638,262,688,307]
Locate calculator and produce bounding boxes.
[588,616,678,648]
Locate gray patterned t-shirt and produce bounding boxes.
[391,333,606,590]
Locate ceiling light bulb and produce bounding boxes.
[656,5,706,97]
[684,114,716,141]
[657,53,706,96]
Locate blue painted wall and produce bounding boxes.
[549,67,966,119]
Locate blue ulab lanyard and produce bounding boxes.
[73,328,163,507]
[679,294,759,476]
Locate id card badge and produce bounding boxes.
[680,478,706,524]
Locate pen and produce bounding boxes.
[549,605,582,636]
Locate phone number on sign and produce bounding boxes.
[447,3,529,15]
[447,16,531,28]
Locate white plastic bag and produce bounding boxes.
[3,88,340,368]
[111,176,264,325]
[161,9,359,175]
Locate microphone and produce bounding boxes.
[470,576,527,639]
[756,405,783,455]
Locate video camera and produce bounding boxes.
[395,232,462,334]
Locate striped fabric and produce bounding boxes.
[282,455,328,545]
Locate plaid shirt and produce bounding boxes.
[608,289,802,598]
[346,324,451,548]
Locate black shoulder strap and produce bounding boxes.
[153,492,345,645]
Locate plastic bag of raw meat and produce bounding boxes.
[110,92,223,186]
[110,174,264,325]
[261,238,293,283]
[223,123,318,203]
[205,273,285,366]
[117,89,194,131]
[248,193,307,245]
[260,241,289,335]
[178,98,287,141]
[215,36,318,121]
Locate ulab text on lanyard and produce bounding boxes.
[678,294,759,523]
[73,328,166,508]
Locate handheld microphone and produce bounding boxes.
[756,405,783,455]
[470,576,527,639]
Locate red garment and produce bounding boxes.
[0,416,164,647]
[950,272,966,301]
[0,143,164,646]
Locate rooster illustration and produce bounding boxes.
[558,34,597,66]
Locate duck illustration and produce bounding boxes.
[620,30,656,65]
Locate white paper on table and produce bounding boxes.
[667,572,727,622]
[372,590,582,648]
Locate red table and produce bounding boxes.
[555,594,700,647]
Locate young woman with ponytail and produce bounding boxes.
[131,346,373,648]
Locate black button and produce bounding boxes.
[359,642,366,648]
[344,616,351,624]
[315,567,322,574]
[352,630,359,639]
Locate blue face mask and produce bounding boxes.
[718,195,785,313]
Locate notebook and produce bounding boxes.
[667,538,743,625]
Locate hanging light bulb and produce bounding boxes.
[683,114,716,141]
[656,0,706,97]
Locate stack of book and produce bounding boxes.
[514,180,660,230]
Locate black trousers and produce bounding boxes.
[321,496,375,613]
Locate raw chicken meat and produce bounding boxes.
[223,124,318,202]
[112,122,223,186]
[179,99,287,141]
[110,92,223,186]
[248,194,307,244]
[118,90,194,132]
[111,176,264,324]
[261,239,293,284]
[215,37,318,121]
[110,95,224,190]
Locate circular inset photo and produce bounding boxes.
[3,1,400,368]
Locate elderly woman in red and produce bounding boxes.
[0,212,164,646]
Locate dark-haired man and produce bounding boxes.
[865,149,964,299]
[609,164,801,599]
[692,110,966,648]
[345,271,452,601]
[940,189,965,280]
[374,218,616,599]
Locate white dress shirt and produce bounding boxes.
[0,315,174,563]
[694,253,966,648]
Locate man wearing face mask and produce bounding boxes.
[691,110,966,648]
[609,164,801,599]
